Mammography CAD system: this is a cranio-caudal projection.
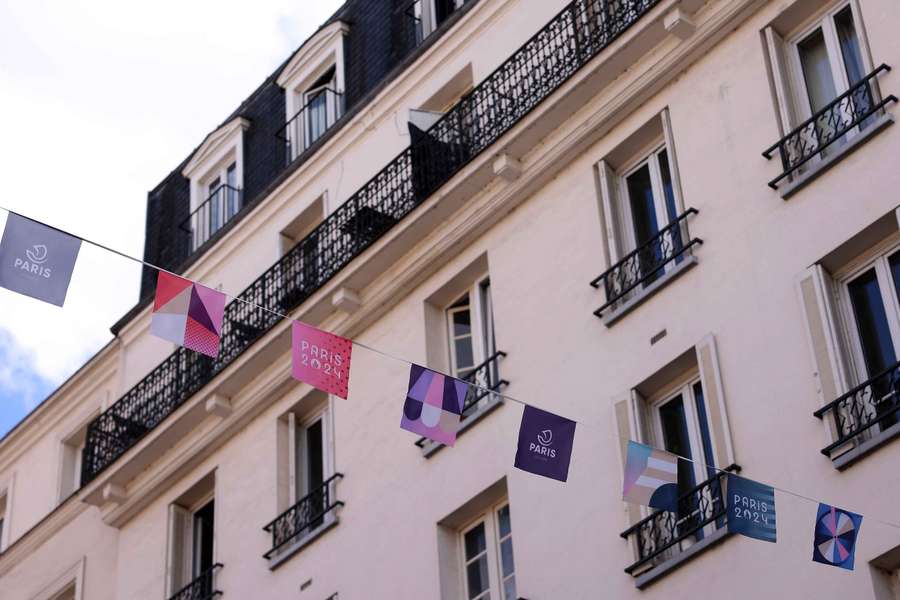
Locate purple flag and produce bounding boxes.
[514,405,576,482]
[812,503,862,570]
[400,365,468,446]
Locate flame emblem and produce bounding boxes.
[26,244,48,264]
[537,429,553,446]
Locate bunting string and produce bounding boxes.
[3,205,900,542]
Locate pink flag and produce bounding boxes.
[150,271,226,358]
[291,321,353,399]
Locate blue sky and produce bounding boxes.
[0,0,344,439]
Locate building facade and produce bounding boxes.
[3,0,900,598]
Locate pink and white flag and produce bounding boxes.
[291,321,353,399]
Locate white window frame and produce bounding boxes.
[649,375,712,489]
[286,406,333,507]
[0,473,14,553]
[834,237,900,392]
[445,276,495,381]
[418,0,466,39]
[166,481,217,595]
[458,499,515,600]
[615,141,676,258]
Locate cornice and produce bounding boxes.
[276,20,350,89]
[182,117,251,180]
[0,495,87,578]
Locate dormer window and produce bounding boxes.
[277,22,348,164]
[182,117,249,252]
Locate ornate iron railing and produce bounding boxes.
[762,64,896,189]
[415,350,508,448]
[814,359,900,458]
[263,473,344,559]
[180,184,243,252]
[168,563,223,600]
[590,208,700,317]
[82,0,662,484]
[619,465,739,575]
[277,88,345,166]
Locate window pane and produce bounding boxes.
[454,337,475,370]
[453,309,472,337]
[193,500,215,577]
[503,576,517,600]
[497,504,511,538]
[692,382,717,479]
[464,523,487,559]
[626,163,659,246]
[659,395,697,522]
[306,420,324,491]
[466,556,490,598]
[798,28,838,113]
[657,149,678,224]
[834,7,865,85]
[500,538,515,576]
[848,268,897,378]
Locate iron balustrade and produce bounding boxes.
[168,563,223,600]
[180,184,243,252]
[814,359,900,458]
[619,465,739,575]
[277,88,345,166]
[263,473,344,559]
[590,208,700,317]
[415,350,508,448]
[762,64,897,189]
[81,0,663,485]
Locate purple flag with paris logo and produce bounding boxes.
[514,405,576,482]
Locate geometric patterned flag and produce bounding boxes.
[150,271,226,358]
[727,474,777,543]
[0,213,81,307]
[812,503,863,570]
[400,364,468,447]
[514,405,576,482]
[291,321,353,399]
[622,441,679,512]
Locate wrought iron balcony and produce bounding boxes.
[168,563,223,600]
[415,350,508,449]
[181,184,243,252]
[263,473,344,560]
[814,359,900,460]
[82,0,662,485]
[590,208,701,317]
[620,466,739,576]
[762,64,897,189]
[277,88,345,166]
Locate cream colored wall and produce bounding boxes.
[5,0,900,598]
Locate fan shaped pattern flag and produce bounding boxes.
[400,364,468,446]
[291,321,353,399]
[150,271,226,358]
[812,503,863,570]
[622,441,679,512]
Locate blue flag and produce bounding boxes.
[812,503,862,570]
[727,474,776,543]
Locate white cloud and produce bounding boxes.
[0,0,344,390]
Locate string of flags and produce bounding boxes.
[0,207,893,572]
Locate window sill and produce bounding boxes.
[779,113,894,200]
[830,419,900,471]
[602,256,698,327]
[267,513,339,571]
[632,527,732,590]
[418,395,504,458]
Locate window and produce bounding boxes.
[837,244,900,432]
[0,490,7,552]
[412,0,467,43]
[59,427,87,503]
[594,110,696,323]
[461,502,516,600]
[446,278,496,380]
[166,474,217,596]
[288,410,328,527]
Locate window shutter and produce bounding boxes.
[797,265,850,443]
[764,26,796,134]
[695,334,736,468]
[597,159,622,267]
[166,505,190,594]
[613,390,649,526]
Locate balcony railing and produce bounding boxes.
[82,0,662,485]
[415,350,508,449]
[277,88,345,166]
[180,184,243,252]
[620,466,739,576]
[590,208,701,317]
[814,359,900,459]
[762,64,897,189]
[263,473,343,560]
[168,563,223,600]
